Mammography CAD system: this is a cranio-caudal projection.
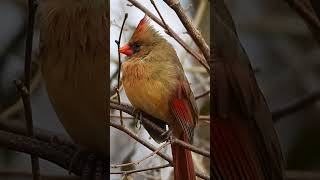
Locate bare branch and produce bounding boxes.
[283,0,320,42]
[110,141,170,168]
[195,90,210,100]
[272,91,320,122]
[0,130,84,176]
[286,170,320,180]
[114,13,128,126]
[110,101,210,158]
[110,121,209,180]
[163,0,210,62]
[110,164,171,175]
[127,0,210,72]
[19,0,40,177]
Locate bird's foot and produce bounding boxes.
[160,129,173,142]
[132,108,142,129]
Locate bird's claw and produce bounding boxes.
[132,108,142,129]
[160,129,173,142]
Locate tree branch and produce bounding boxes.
[163,0,210,62]
[110,101,210,157]
[272,91,320,122]
[110,164,171,175]
[283,0,320,42]
[127,0,210,72]
[109,122,210,179]
[21,0,39,178]
[0,130,84,176]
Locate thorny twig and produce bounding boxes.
[115,13,128,126]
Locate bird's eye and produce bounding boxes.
[131,43,141,53]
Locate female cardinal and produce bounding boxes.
[38,0,108,156]
[120,15,198,180]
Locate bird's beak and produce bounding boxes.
[119,44,133,56]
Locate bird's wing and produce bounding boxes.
[212,1,284,179]
[169,79,198,140]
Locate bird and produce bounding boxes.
[38,0,108,159]
[211,1,285,179]
[119,15,198,180]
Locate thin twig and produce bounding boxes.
[195,90,210,100]
[272,91,320,122]
[110,101,210,157]
[127,0,209,72]
[110,121,209,179]
[163,0,210,62]
[286,170,320,180]
[110,141,171,168]
[283,0,320,30]
[110,164,171,175]
[22,0,40,179]
[115,13,128,126]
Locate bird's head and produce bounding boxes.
[119,15,164,57]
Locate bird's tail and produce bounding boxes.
[171,135,196,180]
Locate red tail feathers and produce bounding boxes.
[171,136,196,180]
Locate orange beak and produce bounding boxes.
[119,44,133,56]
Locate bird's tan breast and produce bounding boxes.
[122,61,176,124]
[39,1,108,154]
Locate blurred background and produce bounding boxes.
[0,0,318,179]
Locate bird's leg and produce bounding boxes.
[132,107,142,128]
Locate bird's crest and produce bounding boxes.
[136,14,151,33]
[131,14,160,43]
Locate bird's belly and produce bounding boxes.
[123,78,172,124]
[42,58,107,155]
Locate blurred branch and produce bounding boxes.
[283,0,320,42]
[163,0,210,62]
[272,91,320,122]
[310,0,320,19]
[22,0,40,179]
[0,118,75,148]
[1,124,319,180]
[0,130,85,176]
[0,170,80,180]
[127,0,210,72]
[286,170,320,180]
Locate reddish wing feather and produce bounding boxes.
[170,80,197,140]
